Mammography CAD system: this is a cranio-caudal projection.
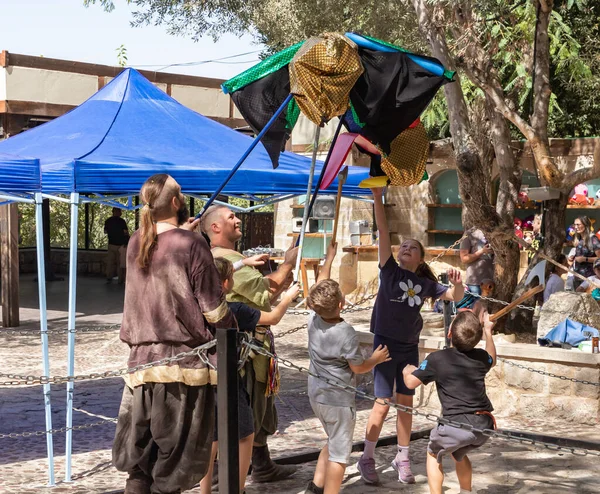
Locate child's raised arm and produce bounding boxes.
[371,187,392,266]
[257,283,300,326]
[316,241,338,284]
[482,312,497,367]
[439,268,465,302]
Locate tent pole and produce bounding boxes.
[65,192,80,482]
[34,192,56,486]
[294,117,345,247]
[294,125,321,282]
[196,93,294,219]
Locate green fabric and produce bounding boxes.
[362,34,455,81]
[212,248,271,312]
[285,97,301,131]
[350,102,365,128]
[222,41,304,94]
[244,361,277,444]
[421,170,429,183]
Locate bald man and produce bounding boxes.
[202,204,298,483]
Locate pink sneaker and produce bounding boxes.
[391,458,415,484]
[357,455,379,484]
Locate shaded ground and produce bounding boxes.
[0,276,598,493]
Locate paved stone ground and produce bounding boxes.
[1,275,599,493]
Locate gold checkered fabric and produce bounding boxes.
[289,33,363,126]
[380,121,429,187]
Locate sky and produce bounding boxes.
[0,0,264,80]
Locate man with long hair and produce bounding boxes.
[113,174,236,494]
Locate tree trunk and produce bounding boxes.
[485,96,522,332]
[507,192,569,333]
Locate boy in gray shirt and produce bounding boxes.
[305,242,390,494]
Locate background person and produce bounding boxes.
[544,254,567,302]
[104,207,129,284]
[576,258,600,293]
[458,229,494,309]
[570,216,600,290]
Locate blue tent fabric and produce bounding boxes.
[538,318,599,348]
[0,69,368,195]
[0,153,41,192]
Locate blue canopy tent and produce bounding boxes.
[0,68,368,198]
[0,153,55,485]
[0,68,369,482]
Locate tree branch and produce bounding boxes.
[529,2,552,145]
[451,3,562,187]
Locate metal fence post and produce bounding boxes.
[217,328,239,494]
[439,273,452,348]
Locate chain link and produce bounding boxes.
[499,358,600,387]
[286,293,377,317]
[0,323,121,337]
[0,340,217,386]
[277,295,376,338]
[438,282,536,312]
[427,229,472,265]
[273,323,308,339]
[0,418,117,439]
[243,341,600,458]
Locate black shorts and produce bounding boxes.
[213,380,255,441]
[373,335,419,397]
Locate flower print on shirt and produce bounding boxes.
[399,279,422,307]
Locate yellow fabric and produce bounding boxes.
[202,300,230,324]
[123,365,217,388]
[211,247,271,312]
[289,33,363,125]
[358,176,390,189]
[380,121,429,187]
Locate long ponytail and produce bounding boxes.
[137,203,157,269]
[136,173,177,269]
[415,262,438,284]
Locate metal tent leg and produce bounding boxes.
[65,192,80,481]
[34,192,55,486]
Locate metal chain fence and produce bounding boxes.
[243,340,600,458]
[0,323,121,337]
[0,418,117,439]
[0,340,216,386]
[499,358,600,386]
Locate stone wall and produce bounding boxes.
[19,248,108,276]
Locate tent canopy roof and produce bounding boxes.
[0,153,40,193]
[0,68,368,196]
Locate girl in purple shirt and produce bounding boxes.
[357,187,464,485]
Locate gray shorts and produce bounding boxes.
[428,414,493,463]
[310,400,356,464]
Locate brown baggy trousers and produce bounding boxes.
[113,382,215,494]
